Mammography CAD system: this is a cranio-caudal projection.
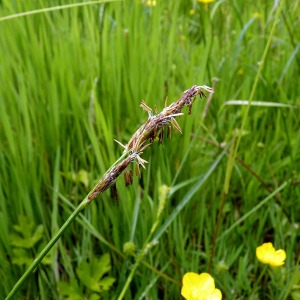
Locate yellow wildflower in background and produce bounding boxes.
[252,12,261,18]
[181,272,222,300]
[143,0,156,6]
[237,68,244,76]
[256,242,286,267]
[197,0,215,11]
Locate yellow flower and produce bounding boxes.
[237,68,244,76]
[143,0,156,6]
[197,0,215,3]
[181,272,222,300]
[256,242,286,267]
[252,12,261,18]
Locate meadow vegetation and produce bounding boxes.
[0,0,299,299]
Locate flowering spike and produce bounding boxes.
[88,85,214,201]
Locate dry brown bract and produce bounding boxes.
[88,85,214,201]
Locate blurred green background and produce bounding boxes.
[0,0,299,299]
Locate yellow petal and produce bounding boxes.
[197,0,215,3]
[142,0,156,6]
[198,273,215,294]
[256,243,286,267]
[252,12,261,18]
[208,288,222,300]
[256,242,274,264]
[181,272,222,300]
[270,249,286,267]
[182,272,203,299]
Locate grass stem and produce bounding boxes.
[5,198,89,300]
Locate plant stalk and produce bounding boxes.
[6,85,213,298]
[5,198,89,300]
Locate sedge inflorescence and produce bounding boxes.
[87,85,213,201]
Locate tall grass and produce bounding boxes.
[0,0,299,299]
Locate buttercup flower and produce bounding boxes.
[197,0,215,11]
[252,12,261,18]
[256,242,286,267]
[143,0,156,6]
[197,0,215,3]
[181,272,222,300]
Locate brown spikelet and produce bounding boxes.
[110,183,118,200]
[158,128,164,144]
[135,163,141,178]
[167,126,171,139]
[124,170,133,186]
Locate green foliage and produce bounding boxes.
[61,169,90,189]
[57,278,83,300]
[9,215,50,267]
[291,270,300,300]
[10,215,44,249]
[58,254,115,299]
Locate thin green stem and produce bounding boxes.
[249,265,268,299]
[0,0,120,22]
[117,244,149,300]
[209,0,286,272]
[117,205,164,299]
[231,0,286,173]
[208,131,236,272]
[6,148,130,298]
[139,259,181,286]
[217,181,289,242]
[5,85,211,298]
[5,198,90,300]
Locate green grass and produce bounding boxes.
[0,0,300,299]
